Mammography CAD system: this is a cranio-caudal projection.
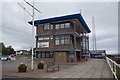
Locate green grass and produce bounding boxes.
[27,56,32,59]
[15,55,22,59]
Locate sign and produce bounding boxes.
[38,42,49,48]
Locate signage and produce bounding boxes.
[38,42,49,48]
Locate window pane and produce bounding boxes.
[38,36,43,40]
[61,39,64,44]
[44,36,49,40]
[55,36,59,39]
[44,23,49,30]
[50,24,53,29]
[65,39,70,44]
[69,53,74,58]
[50,53,53,58]
[70,39,72,44]
[50,35,53,39]
[38,54,41,58]
[55,24,59,29]
[65,23,70,28]
[65,35,70,39]
[42,53,45,58]
[56,40,60,45]
[46,53,49,58]
[60,23,64,29]
[60,35,64,39]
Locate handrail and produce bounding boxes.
[106,57,120,80]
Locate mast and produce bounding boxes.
[18,0,41,70]
[92,17,97,51]
[31,0,34,70]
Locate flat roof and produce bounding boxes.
[28,13,91,33]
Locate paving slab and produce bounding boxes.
[43,59,113,79]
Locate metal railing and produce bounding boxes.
[106,57,120,80]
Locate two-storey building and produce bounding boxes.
[29,13,91,63]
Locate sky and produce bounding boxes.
[1,1,119,54]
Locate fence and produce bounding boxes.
[106,57,120,80]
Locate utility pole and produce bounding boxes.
[92,17,97,51]
[31,0,34,71]
[18,0,41,70]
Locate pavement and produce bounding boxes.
[2,57,78,78]
[2,58,113,79]
[42,59,113,78]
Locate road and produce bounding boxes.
[2,57,35,73]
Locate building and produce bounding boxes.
[16,50,29,55]
[89,50,106,58]
[28,13,91,63]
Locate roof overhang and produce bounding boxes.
[28,13,91,33]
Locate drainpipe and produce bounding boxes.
[53,23,55,63]
[73,20,77,63]
[79,26,82,61]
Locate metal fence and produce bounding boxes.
[106,57,120,80]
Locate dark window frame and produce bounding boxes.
[55,24,59,29]
[44,23,50,30]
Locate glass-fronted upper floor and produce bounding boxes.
[37,21,83,35]
[43,22,71,30]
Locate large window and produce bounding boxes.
[45,52,50,58]
[56,40,60,45]
[69,52,74,58]
[44,23,49,30]
[55,24,59,29]
[83,38,86,53]
[44,22,70,30]
[44,36,49,40]
[60,23,64,29]
[38,35,54,40]
[65,39,70,44]
[55,35,72,45]
[55,36,60,45]
[50,35,53,39]
[65,35,70,44]
[38,54,41,58]
[37,52,53,58]
[50,53,53,58]
[65,23,70,28]
[42,53,45,58]
[38,36,43,40]
[50,24,53,29]
[60,36,64,44]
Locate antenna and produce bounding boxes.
[92,17,97,51]
[18,0,41,71]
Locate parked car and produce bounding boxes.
[1,56,8,61]
[9,55,16,60]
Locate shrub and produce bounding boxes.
[19,63,27,67]
[38,61,44,66]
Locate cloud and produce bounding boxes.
[1,2,118,53]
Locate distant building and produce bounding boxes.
[28,13,91,63]
[16,50,29,55]
[89,50,106,58]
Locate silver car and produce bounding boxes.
[1,56,8,61]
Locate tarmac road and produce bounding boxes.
[2,57,36,72]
